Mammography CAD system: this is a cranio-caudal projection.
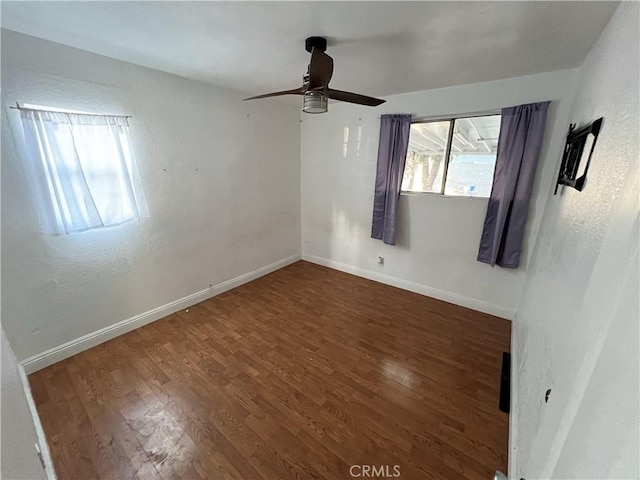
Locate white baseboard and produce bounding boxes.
[21,254,301,374]
[18,364,57,479]
[302,253,515,321]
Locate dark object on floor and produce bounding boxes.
[499,352,511,413]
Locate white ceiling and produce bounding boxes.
[1,1,617,98]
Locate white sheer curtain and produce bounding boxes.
[19,108,148,235]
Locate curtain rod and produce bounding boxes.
[9,103,132,119]
[411,109,501,123]
[376,109,501,122]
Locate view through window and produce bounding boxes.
[401,114,501,198]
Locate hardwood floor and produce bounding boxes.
[30,261,511,479]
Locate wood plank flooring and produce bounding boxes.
[30,261,511,479]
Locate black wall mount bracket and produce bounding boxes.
[555,117,603,194]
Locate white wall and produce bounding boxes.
[1,328,50,480]
[1,30,301,360]
[301,70,578,319]
[512,2,639,478]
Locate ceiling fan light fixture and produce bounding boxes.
[302,91,328,114]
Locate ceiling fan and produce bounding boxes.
[243,36,386,114]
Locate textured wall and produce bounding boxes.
[1,30,301,360]
[1,329,49,480]
[512,3,639,478]
[301,70,577,319]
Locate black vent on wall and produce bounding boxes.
[499,352,511,413]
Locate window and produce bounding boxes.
[18,105,148,235]
[401,114,501,198]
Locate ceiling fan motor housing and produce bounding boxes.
[305,36,327,53]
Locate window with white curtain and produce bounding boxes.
[18,106,148,235]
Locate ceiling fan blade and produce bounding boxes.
[326,89,386,106]
[243,87,304,101]
[308,47,334,89]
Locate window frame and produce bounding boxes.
[400,109,501,199]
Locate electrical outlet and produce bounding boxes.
[377,256,384,266]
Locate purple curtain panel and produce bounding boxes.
[478,101,551,268]
[371,114,412,245]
